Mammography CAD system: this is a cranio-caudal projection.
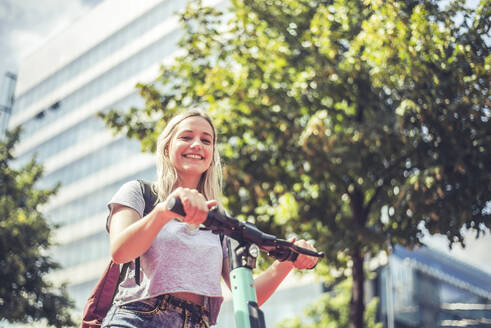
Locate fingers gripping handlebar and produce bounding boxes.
[167,197,324,265]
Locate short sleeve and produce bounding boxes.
[106,180,145,232]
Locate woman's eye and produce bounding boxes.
[180,136,192,140]
[201,139,212,144]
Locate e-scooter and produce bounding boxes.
[168,197,324,328]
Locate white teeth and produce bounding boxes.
[184,154,202,159]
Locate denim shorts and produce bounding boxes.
[101,294,210,328]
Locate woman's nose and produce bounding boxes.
[190,137,202,148]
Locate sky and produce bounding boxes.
[0,0,490,275]
[0,0,102,88]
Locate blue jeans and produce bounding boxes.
[101,295,210,328]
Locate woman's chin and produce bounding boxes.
[178,165,208,177]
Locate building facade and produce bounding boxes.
[0,72,17,138]
[375,245,491,328]
[9,0,209,316]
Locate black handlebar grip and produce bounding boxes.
[286,251,321,270]
[167,197,186,216]
[288,252,298,262]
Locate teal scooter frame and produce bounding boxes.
[168,197,324,328]
[227,237,265,328]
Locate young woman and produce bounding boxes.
[102,109,318,328]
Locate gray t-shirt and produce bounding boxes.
[106,180,226,324]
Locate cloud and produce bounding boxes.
[8,30,43,63]
[0,0,102,77]
[423,229,491,274]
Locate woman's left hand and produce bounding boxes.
[290,238,319,270]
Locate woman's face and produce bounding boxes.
[168,116,214,183]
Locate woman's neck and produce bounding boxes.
[175,175,200,190]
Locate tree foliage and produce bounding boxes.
[277,278,382,328]
[100,0,490,326]
[0,128,75,327]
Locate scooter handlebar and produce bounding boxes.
[167,196,324,266]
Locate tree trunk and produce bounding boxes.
[349,245,365,328]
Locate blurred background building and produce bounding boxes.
[373,246,491,328]
[8,0,194,316]
[6,0,490,327]
[0,72,17,138]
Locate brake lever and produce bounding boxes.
[264,238,324,269]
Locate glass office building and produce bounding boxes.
[9,0,208,314]
[375,245,491,328]
[0,72,17,138]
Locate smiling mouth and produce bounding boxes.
[183,154,204,160]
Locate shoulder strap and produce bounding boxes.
[130,180,158,285]
[111,262,130,303]
[138,179,158,216]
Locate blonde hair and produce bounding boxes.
[155,109,222,204]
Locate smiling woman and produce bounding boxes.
[167,116,215,189]
[100,109,319,327]
[154,110,222,208]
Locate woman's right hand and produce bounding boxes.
[109,187,215,264]
[162,187,217,226]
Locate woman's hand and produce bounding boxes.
[290,237,319,270]
[165,187,217,226]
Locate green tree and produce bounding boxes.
[0,128,75,327]
[101,0,490,327]
[277,278,382,328]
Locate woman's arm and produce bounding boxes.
[221,256,231,289]
[254,239,319,306]
[109,202,174,264]
[221,238,318,306]
[109,187,217,264]
[221,254,293,306]
[254,260,294,306]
